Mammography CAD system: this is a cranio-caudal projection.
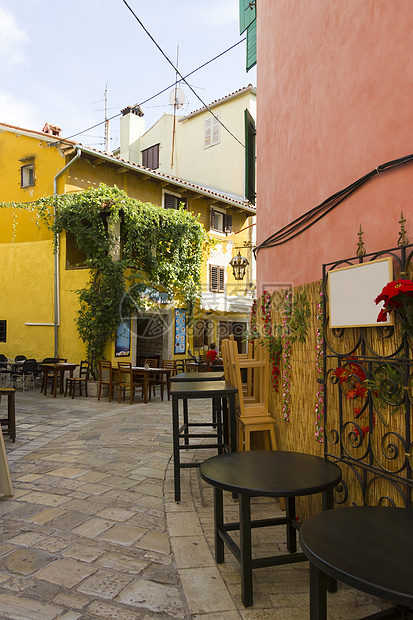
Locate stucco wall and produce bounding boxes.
[257,0,413,288]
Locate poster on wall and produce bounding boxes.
[174,308,186,354]
[115,320,131,357]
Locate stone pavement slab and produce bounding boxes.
[0,390,393,620]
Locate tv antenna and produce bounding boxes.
[169,86,185,109]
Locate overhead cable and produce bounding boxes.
[121,0,246,148]
[56,36,246,143]
[254,153,413,257]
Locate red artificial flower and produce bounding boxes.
[375,279,413,307]
[377,307,390,323]
[333,367,348,384]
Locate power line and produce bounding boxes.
[59,36,246,143]
[121,0,245,148]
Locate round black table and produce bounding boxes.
[199,451,342,607]
[299,506,413,619]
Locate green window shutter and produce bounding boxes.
[239,0,256,35]
[244,109,256,205]
[246,19,257,71]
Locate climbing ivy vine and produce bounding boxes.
[1,184,210,376]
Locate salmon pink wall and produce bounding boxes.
[256,0,413,290]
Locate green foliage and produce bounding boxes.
[289,289,311,344]
[3,184,209,377]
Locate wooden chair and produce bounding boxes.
[98,360,114,402]
[145,358,163,399]
[65,360,89,398]
[223,339,278,452]
[118,362,144,404]
[162,359,176,400]
[175,359,185,374]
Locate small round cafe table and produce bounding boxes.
[299,505,413,619]
[199,450,342,607]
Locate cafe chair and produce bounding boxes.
[65,360,89,399]
[98,360,115,402]
[41,357,67,394]
[162,359,176,400]
[175,359,185,374]
[11,359,38,391]
[144,358,163,399]
[118,362,144,404]
[0,354,11,386]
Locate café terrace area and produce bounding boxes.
[0,386,388,620]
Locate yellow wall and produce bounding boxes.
[0,126,254,365]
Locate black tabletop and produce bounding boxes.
[199,451,342,497]
[299,506,413,607]
[170,380,237,397]
[171,372,225,382]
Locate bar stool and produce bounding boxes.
[0,388,16,442]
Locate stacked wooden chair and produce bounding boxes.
[221,338,278,452]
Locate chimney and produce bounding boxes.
[119,104,145,163]
[42,122,62,137]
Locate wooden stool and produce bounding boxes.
[0,388,16,442]
[237,415,277,451]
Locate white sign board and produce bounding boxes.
[328,258,393,328]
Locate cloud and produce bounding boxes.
[0,90,39,129]
[0,6,29,64]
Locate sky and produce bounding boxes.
[0,0,256,150]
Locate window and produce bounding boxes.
[210,208,232,234]
[204,113,221,148]
[142,144,160,170]
[66,232,87,269]
[21,163,35,188]
[244,108,256,204]
[209,265,225,293]
[0,321,6,343]
[163,192,187,210]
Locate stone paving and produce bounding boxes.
[0,389,390,620]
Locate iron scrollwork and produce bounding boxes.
[323,243,413,508]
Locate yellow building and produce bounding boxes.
[0,120,255,367]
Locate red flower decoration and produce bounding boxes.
[375,279,413,328]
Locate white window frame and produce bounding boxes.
[204,112,221,149]
[21,163,35,188]
[210,206,232,235]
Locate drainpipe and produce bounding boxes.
[52,147,82,357]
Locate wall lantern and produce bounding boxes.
[229,251,249,280]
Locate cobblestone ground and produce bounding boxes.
[0,390,391,620]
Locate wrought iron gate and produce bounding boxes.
[323,242,413,507]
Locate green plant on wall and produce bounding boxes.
[1,184,210,376]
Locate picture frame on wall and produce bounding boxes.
[328,258,393,328]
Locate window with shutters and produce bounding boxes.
[204,112,221,148]
[163,191,187,210]
[142,144,160,170]
[210,207,232,234]
[239,0,257,71]
[244,108,256,204]
[209,265,225,293]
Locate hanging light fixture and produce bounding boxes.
[229,251,249,280]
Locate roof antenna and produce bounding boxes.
[104,82,110,152]
[170,46,185,169]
